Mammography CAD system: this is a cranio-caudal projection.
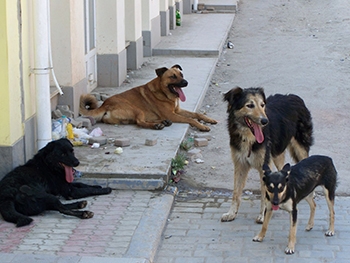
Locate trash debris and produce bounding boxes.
[91,143,100,149]
[89,127,103,137]
[243,190,253,200]
[114,147,123,154]
[73,127,91,144]
[72,141,83,147]
[227,41,234,49]
[66,123,74,140]
[195,158,204,163]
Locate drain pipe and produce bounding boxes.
[32,0,52,149]
[193,0,198,11]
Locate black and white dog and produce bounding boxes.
[253,155,337,254]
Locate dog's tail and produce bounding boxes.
[79,94,106,121]
[292,98,314,161]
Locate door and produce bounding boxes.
[84,0,97,92]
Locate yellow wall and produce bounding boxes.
[22,0,36,120]
[0,0,24,146]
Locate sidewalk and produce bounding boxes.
[156,195,350,263]
[0,6,237,263]
[0,188,175,263]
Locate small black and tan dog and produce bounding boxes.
[253,155,337,254]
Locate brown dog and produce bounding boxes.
[80,65,217,131]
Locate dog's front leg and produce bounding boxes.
[285,209,298,254]
[256,171,266,224]
[221,158,249,222]
[304,192,316,231]
[253,203,273,242]
[64,185,112,199]
[176,108,218,124]
[172,109,217,131]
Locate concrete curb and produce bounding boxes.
[125,187,177,262]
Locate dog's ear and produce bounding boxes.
[281,163,291,180]
[155,67,168,77]
[257,87,267,103]
[282,163,291,173]
[223,86,243,103]
[171,64,183,71]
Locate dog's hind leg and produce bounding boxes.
[288,137,309,163]
[221,158,250,222]
[0,201,33,227]
[272,153,286,171]
[304,192,316,231]
[324,187,335,236]
[134,111,167,130]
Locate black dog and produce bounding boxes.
[253,155,337,254]
[0,138,112,227]
[221,87,313,223]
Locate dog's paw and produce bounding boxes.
[79,201,88,209]
[208,118,218,124]
[305,224,314,231]
[154,123,165,130]
[103,187,112,194]
[82,211,94,219]
[16,217,33,227]
[253,235,263,242]
[199,125,211,132]
[255,214,264,224]
[325,230,335,236]
[221,212,236,222]
[162,120,172,127]
[284,246,295,255]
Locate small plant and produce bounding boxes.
[170,153,187,183]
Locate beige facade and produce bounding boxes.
[0,0,186,177]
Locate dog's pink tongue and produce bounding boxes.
[252,123,264,143]
[272,205,279,211]
[175,87,186,102]
[64,165,74,183]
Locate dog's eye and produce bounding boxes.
[278,186,285,193]
[246,104,254,109]
[261,103,265,108]
[170,74,177,79]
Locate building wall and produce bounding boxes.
[142,0,161,57]
[96,0,127,87]
[0,0,182,178]
[50,0,87,117]
[0,0,36,177]
[125,0,143,69]
[0,0,23,146]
